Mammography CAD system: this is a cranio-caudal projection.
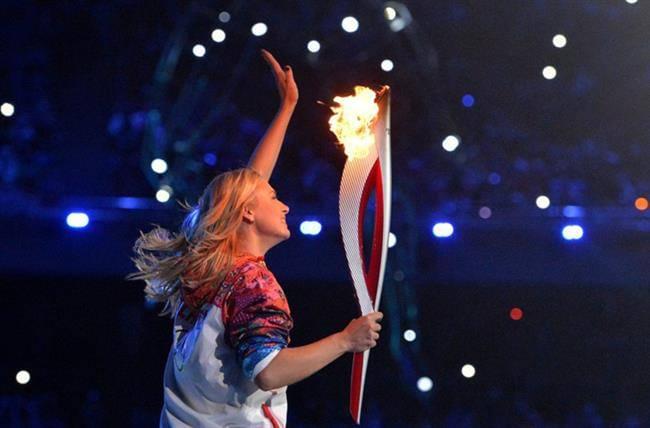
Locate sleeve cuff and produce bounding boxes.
[251,347,281,380]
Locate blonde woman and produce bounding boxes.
[129,50,383,427]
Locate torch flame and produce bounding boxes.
[328,86,379,159]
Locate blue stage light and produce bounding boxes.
[462,94,475,107]
[203,152,217,166]
[66,212,89,228]
[300,220,322,236]
[562,225,584,241]
[432,222,454,238]
[562,205,585,218]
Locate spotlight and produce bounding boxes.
[307,40,321,53]
[542,66,557,80]
[381,59,394,72]
[341,16,359,33]
[66,212,89,229]
[211,29,226,43]
[192,44,206,57]
[417,377,433,392]
[432,222,454,238]
[441,135,460,152]
[150,158,168,174]
[251,22,268,37]
[552,34,567,48]
[1,102,14,117]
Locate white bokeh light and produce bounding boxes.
[626,0,638,4]
[562,225,584,240]
[192,44,206,57]
[16,370,31,385]
[1,102,15,117]
[552,34,567,48]
[543,66,557,80]
[384,6,397,20]
[156,186,173,203]
[381,59,394,72]
[251,22,268,37]
[66,212,90,228]
[341,16,359,33]
[442,135,460,152]
[300,220,322,236]
[388,232,397,248]
[432,222,454,238]
[307,40,321,53]
[403,329,416,342]
[536,195,551,209]
[479,206,492,219]
[417,377,433,392]
[211,29,226,43]
[461,364,476,378]
[151,158,168,174]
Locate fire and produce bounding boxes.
[328,86,379,158]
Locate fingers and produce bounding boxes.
[261,49,285,78]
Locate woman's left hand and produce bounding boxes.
[261,49,298,107]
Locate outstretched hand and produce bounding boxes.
[261,49,298,107]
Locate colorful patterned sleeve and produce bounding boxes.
[223,262,293,381]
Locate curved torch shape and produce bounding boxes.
[330,86,391,424]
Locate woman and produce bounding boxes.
[129,50,383,427]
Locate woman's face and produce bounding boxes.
[250,181,290,243]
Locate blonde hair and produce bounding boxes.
[127,167,263,316]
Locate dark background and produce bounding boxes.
[1,0,649,426]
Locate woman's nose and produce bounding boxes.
[283,204,290,214]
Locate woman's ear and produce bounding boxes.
[242,206,255,223]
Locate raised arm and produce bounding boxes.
[247,49,299,182]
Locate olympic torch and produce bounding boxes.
[328,86,391,424]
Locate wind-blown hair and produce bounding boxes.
[127,168,263,317]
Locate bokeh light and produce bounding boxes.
[461,364,476,378]
[552,34,567,48]
[300,220,322,236]
[251,22,268,36]
[634,197,648,211]
[536,195,551,209]
[432,222,454,238]
[462,94,475,107]
[510,307,524,321]
[16,370,31,385]
[543,66,557,80]
[66,212,89,228]
[1,102,15,117]
[562,225,584,241]
[403,329,417,342]
[417,377,433,392]
[151,158,168,174]
[307,40,321,53]
[192,44,206,57]
[388,232,397,248]
[341,16,359,33]
[211,29,226,43]
[442,135,460,152]
[381,59,394,72]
